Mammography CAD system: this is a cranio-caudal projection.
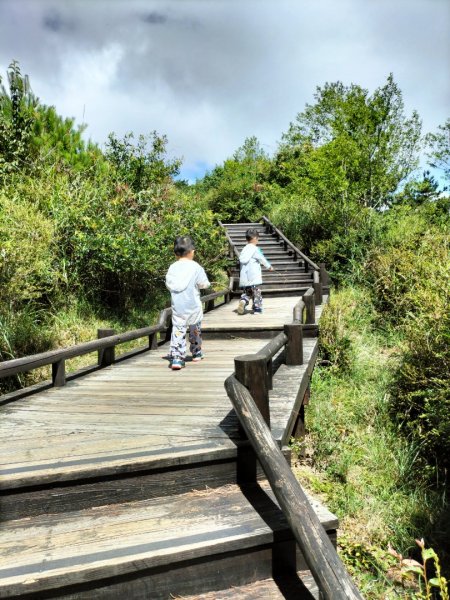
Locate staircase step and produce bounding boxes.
[234,240,284,246]
[0,448,241,521]
[231,265,308,273]
[0,482,337,599]
[182,571,320,599]
[222,223,262,227]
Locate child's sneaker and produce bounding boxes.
[237,300,246,315]
[171,358,185,370]
[253,308,263,314]
[192,352,204,362]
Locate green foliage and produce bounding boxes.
[0,192,58,309]
[318,295,354,373]
[425,118,450,182]
[389,539,449,600]
[300,286,450,595]
[280,74,421,209]
[0,61,37,179]
[393,170,443,207]
[199,136,271,222]
[105,131,181,193]
[391,307,450,474]
[268,75,422,279]
[361,205,450,474]
[0,62,227,370]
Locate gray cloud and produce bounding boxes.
[0,0,449,180]
[141,11,168,25]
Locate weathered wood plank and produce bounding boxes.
[0,481,336,598]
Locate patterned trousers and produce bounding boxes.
[240,286,263,310]
[170,321,202,359]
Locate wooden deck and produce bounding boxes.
[202,297,302,330]
[0,290,334,599]
[0,296,323,492]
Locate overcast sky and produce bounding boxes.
[0,0,449,181]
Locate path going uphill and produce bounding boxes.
[0,218,360,600]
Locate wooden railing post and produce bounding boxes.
[234,354,270,427]
[303,289,316,324]
[284,323,303,366]
[319,262,330,285]
[97,329,116,367]
[52,359,66,387]
[148,333,158,350]
[313,271,323,305]
[293,299,305,323]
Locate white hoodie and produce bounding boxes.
[239,244,271,287]
[165,259,210,326]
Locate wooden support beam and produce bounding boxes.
[148,333,158,350]
[284,323,303,366]
[319,262,330,286]
[313,271,323,305]
[51,359,65,387]
[303,289,316,324]
[234,354,270,428]
[97,329,116,367]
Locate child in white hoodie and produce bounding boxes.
[238,228,273,315]
[165,236,210,370]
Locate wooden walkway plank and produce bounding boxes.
[0,481,336,597]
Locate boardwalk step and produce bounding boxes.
[181,571,320,599]
[0,482,337,599]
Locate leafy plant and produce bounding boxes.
[388,539,449,599]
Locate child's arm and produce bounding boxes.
[196,266,210,289]
[256,248,273,270]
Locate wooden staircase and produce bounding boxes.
[0,360,336,600]
[0,221,357,599]
[221,220,319,297]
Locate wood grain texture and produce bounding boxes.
[0,481,336,598]
[0,300,328,493]
[0,338,268,491]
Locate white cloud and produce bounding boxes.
[0,0,449,181]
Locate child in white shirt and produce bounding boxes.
[238,228,273,315]
[165,236,210,370]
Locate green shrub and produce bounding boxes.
[390,309,450,474]
[363,205,450,477]
[0,192,58,309]
[318,295,354,373]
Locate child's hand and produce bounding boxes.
[269,266,274,271]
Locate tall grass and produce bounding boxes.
[0,292,166,394]
[293,286,449,598]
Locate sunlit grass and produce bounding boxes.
[293,286,449,597]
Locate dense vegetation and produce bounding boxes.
[1,61,448,595]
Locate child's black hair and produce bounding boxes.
[174,235,195,257]
[245,228,260,242]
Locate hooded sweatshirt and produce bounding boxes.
[239,244,271,288]
[165,259,210,326]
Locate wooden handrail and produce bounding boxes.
[224,374,363,600]
[0,289,230,381]
[261,216,320,271]
[257,332,288,360]
[293,298,305,322]
[303,287,316,324]
[218,220,241,261]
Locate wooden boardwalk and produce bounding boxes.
[0,298,323,492]
[0,285,337,599]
